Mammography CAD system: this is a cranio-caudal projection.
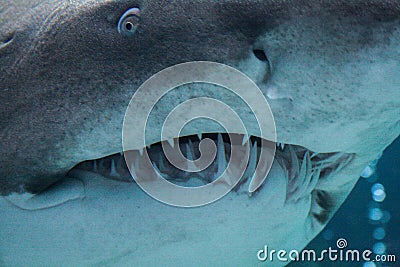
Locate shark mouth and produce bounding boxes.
[72,133,354,205]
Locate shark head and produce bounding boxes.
[1,0,400,266]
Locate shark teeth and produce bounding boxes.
[110,159,118,177]
[92,160,97,172]
[216,134,227,177]
[151,161,163,177]
[288,151,313,201]
[242,134,250,145]
[167,138,175,148]
[276,142,285,150]
[288,144,299,180]
[185,140,197,171]
[139,148,144,156]
[239,140,257,188]
[284,148,354,203]
[247,139,263,193]
[73,133,354,198]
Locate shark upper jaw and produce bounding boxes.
[1,132,362,266]
[1,3,400,266]
[71,131,355,209]
[2,0,400,197]
[1,158,354,267]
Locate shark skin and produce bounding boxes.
[1,0,400,266]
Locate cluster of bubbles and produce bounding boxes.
[361,155,391,267]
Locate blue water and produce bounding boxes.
[290,137,400,267]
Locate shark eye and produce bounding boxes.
[118,8,140,35]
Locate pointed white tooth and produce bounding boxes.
[92,160,97,172]
[167,138,175,148]
[186,140,195,160]
[306,150,312,172]
[213,133,234,187]
[130,150,157,183]
[158,153,166,173]
[302,151,311,177]
[276,142,281,149]
[317,153,343,168]
[290,172,312,202]
[242,140,257,180]
[291,151,308,193]
[248,139,273,193]
[336,154,353,173]
[289,145,299,180]
[128,160,136,180]
[139,148,144,156]
[291,153,313,201]
[110,159,118,177]
[217,175,234,187]
[120,151,123,156]
[116,155,121,168]
[129,160,135,172]
[277,142,284,151]
[216,133,227,178]
[186,140,197,171]
[305,167,321,195]
[197,133,202,141]
[245,141,259,192]
[151,162,163,177]
[132,151,139,169]
[242,134,250,145]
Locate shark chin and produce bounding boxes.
[0,130,360,266]
[1,0,400,266]
[0,133,360,267]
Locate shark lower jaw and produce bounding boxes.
[71,132,354,206]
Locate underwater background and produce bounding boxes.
[290,136,399,267]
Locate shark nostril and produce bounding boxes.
[253,49,268,62]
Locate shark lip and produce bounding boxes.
[71,133,355,201]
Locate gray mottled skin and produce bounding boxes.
[1,0,400,266]
[2,0,399,194]
[1,0,278,193]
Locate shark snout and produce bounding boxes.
[264,81,293,101]
[249,47,293,102]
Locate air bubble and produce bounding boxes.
[372,242,386,254]
[368,208,383,221]
[380,211,391,224]
[372,189,386,202]
[361,165,374,178]
[373,227,386,240]
[371,183,384,192]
